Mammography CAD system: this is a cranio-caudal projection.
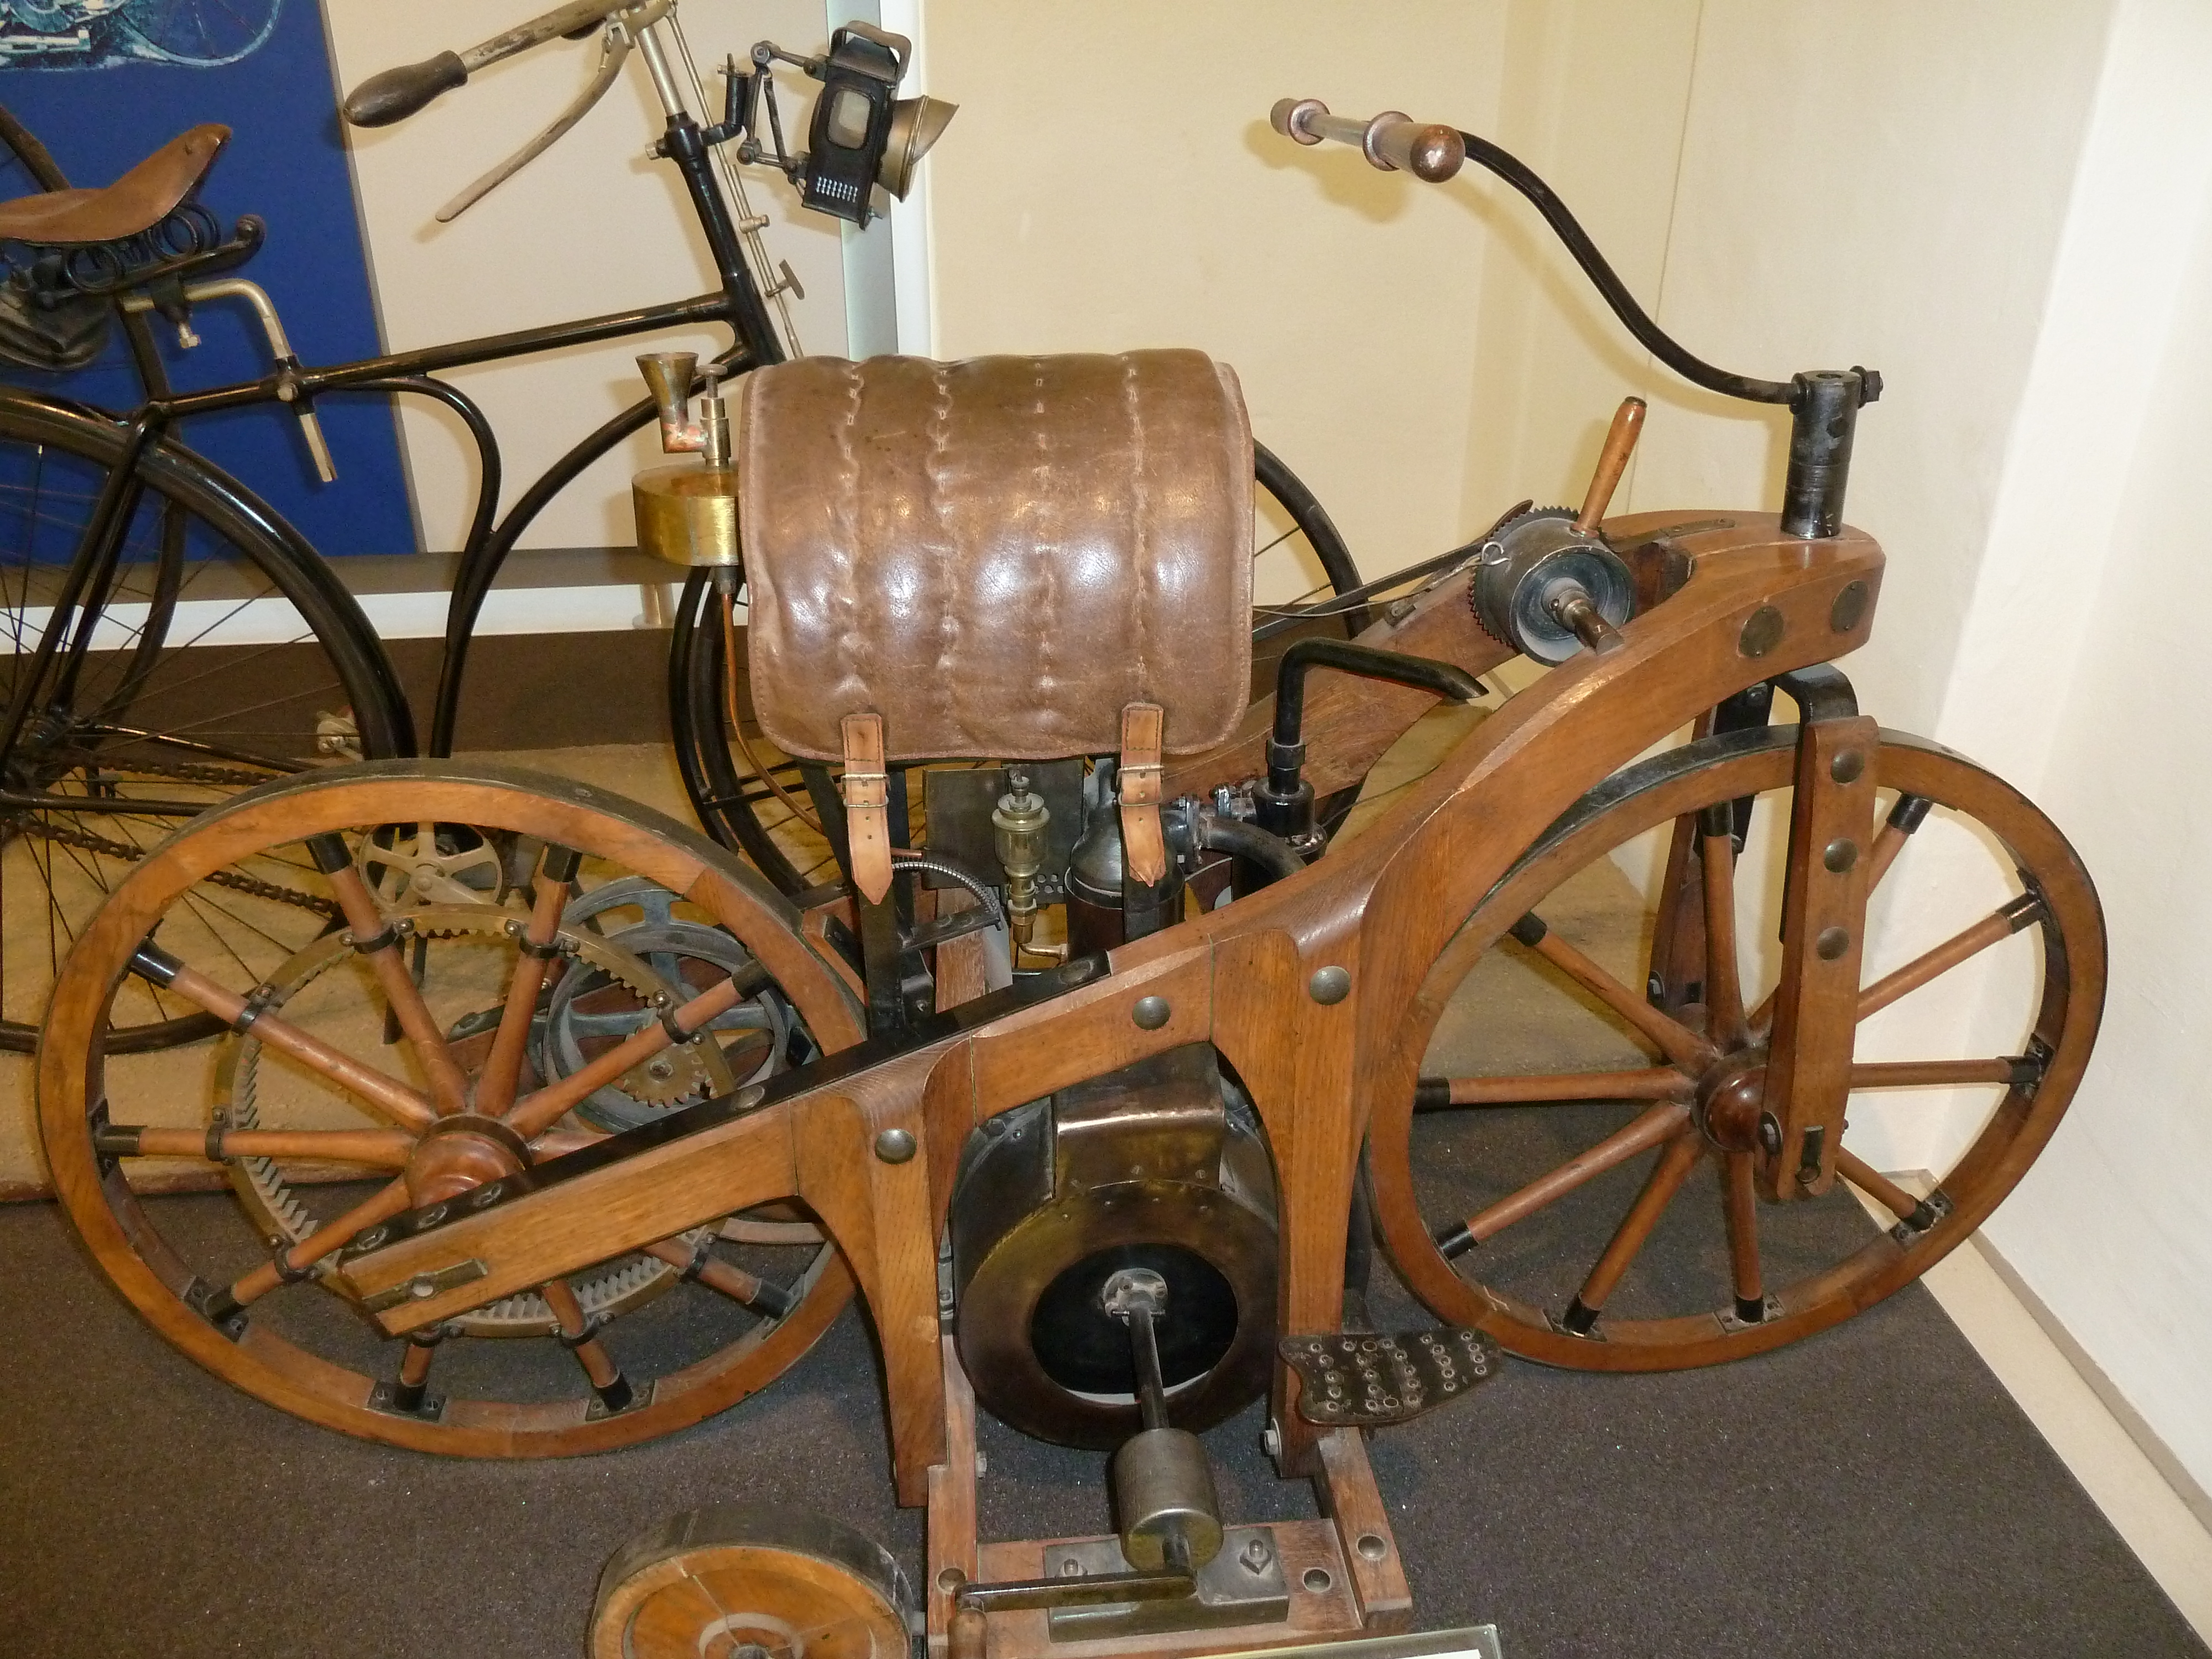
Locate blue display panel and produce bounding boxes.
[0,0,418,557]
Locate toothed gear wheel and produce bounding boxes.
[1468,503,1635,665]
[217,902,700,1338]
[541,878,795,1130]
[356,821,508,908]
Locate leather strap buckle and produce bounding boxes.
[1119,702,1167,886]
[840,711,895,904]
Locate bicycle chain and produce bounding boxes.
[19,815,340,919]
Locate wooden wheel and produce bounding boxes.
[37,761,865,1454]
[589,1507,914,1659]
[1369,726,2103,1370]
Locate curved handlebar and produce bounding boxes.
[343,0,628,128]
[1270,95,1834,408]
[1270,98,1464,182]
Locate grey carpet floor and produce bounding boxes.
[0,1192,2201,1659]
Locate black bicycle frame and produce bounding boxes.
[6,102,787,781]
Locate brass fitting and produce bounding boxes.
[990,769,1051,950]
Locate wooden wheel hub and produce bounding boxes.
[404,1113,530,1207]
[1693,1051,1768,1155]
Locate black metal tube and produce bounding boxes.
[1457,128,1794,405]
[661,113,786,367]
[1197,816,1305,885]
[1270,639,1484,792]
[1780,370,1864,539]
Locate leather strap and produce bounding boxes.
[840,712,894,905]
[1119,702,1167,886]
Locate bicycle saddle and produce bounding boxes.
[0,124,229,246]
[737,349,1254,766]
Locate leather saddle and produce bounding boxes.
[737,348,1254,901]
[0,124,229,246]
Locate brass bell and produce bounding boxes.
[631,351,739,570]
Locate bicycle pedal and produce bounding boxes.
[1280,1327,1503,1427]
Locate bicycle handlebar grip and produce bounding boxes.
[1269,97,1465,184]
[344,52,468,128]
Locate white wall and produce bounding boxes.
[324,0,852,557]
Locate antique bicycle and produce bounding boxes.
[38,86,2101,1659]
[0,1,1371,1054]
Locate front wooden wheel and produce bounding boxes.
[38,761,864,1454]
[1368,727,2104,1370]
[589,1508,914,1659]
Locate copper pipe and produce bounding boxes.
[166,962,436,1133]
[1574,396,1646,533]
[1457,1101,1691,1244]
[325,863,473,1115]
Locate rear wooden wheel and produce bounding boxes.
[1368,727,2103,1369]
[37,761,863,1454]
[589,1508,913,1659]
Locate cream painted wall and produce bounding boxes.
[323,1,851,564]
[918,1,1510,603]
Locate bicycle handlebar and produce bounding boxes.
[343,0,627,128]
[1270,99,1464,183]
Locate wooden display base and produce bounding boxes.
[925,1339,1412,1659]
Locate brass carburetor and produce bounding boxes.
[631,350,738,568]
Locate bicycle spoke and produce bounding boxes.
[317,851,473,1116]
[505,971,757,1140]
[218,1178,412,1315]
[543,1276,636,1413]
[1432,1100,1692,1258]
[1722,1150,1764,1324]
[476,859,577,1118]
[110,1125,415,1167]
[1514,913,1711,1068]
[1857,893,2045,1022]
[1850,1058,2027,1088]
[641,1237,794,1319]
[1415,1067,1692,1108]
[1700,814,1748,1048]
[1559,1130,1703,1334]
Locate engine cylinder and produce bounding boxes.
[950,1045,1278,1449]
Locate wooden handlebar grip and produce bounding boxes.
[1575,397,1647,533]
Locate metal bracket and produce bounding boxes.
[585,1376,658,1421]
[1042,1526,1288,1641]
[358,1258,489,1314]
[1281,1329,1503,1427]
[366,1379,447,1423]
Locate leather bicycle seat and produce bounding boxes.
[737,349,1254,764]
[0,125,229,246]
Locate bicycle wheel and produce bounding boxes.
[1366,726,2103,1370]
[0,390,410,1052]
[117,0,282,66]
[38,761,863,1455]
[669,442,1366,895]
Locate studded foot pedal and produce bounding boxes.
[1281,1328,1504,1427]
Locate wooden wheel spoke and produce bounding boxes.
[1433,1100,1691,1258]
[643,1237,796,1321]
[475,853,579,1118]
[139,952,436,1132]
[543,1277,638,1414]
[1850,1057,2039,1089]
[1560,1131,1703,1334]
[1858,892,2044,1022]
[388,1334,442,1416]
[315,849,474,1115]
[102,1124,414,1168]
[1516,914,1713,1068]
[1834,1146,1944,1234]
[1721,1151,1765,1324]
[216,1177,411,1317]
[1699,816,1749,1048]
[506,969,758,1141]
[1416,1068,1693,1108]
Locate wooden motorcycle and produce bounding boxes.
[38,100,2103,1659]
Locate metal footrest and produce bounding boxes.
[1281,1328,1503,1426]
